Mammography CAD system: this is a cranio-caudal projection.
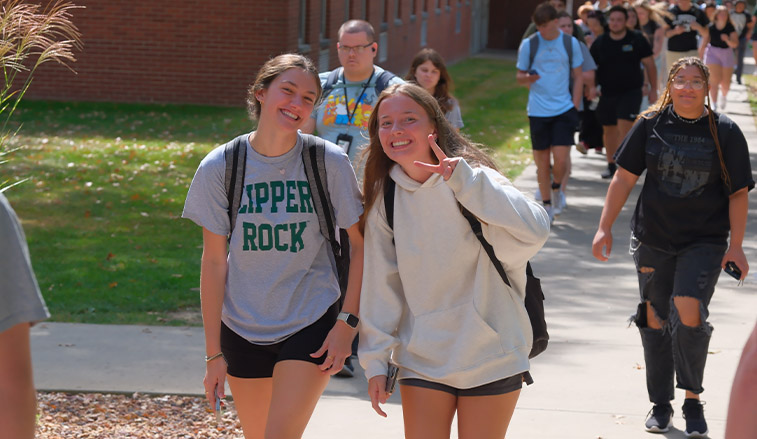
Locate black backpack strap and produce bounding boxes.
[528,33,540,71]
[563,33,573,71]
[322,67,342,96]
[374,70,397,96]
[460,206,512,288]
[383,177,396,230]
[224,134,248,240]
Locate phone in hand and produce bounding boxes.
[214,386,224,423]
[724,261,742,281]
[385,363,399,394]
[527,69,539,76]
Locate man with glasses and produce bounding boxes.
[303,20,403,169]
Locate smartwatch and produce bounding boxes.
[337,311,359,329]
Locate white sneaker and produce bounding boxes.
[553,190,566,215]
[544,205,555,224]
[711,100,718,111]
[720,92,727,111]
[534,188,542,202]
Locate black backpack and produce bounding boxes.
[224,133,350,295]
[322,67,397,97]
[382,178,549,359]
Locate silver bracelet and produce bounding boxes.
[205,352,224,363]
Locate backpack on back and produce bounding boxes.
[382,178,549,359]
[224,133,351,295]
[322,67,397,97]
[527,32,573,73]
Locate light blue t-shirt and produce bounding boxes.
[517,31,584,117]
[183,132,363,343]
[312,65,404,164]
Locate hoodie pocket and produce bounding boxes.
[405,302,504,374]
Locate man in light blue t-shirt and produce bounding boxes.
[516,2,583,222]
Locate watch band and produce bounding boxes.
[337,311,359,329]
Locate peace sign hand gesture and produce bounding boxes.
[413,134,461,181]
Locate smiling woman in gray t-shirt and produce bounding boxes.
[182,54,363,438]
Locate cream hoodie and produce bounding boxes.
[358,159,550,389]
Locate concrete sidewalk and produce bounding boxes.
[32,79,757,438]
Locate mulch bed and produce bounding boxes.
[36,392,244,438]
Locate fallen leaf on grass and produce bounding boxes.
[108,282,118,288]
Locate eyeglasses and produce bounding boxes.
[671,77,705,90]
[337,42,373,55]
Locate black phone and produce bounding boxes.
[527,69,539,76]
[724,261,742,281]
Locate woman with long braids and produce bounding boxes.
[592,57,753,438]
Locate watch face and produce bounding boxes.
[340,312,359,328]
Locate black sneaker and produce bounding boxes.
[645,403,673,433]
[336,356,355,378]
[682,399,709,438]
[601,163,617,179]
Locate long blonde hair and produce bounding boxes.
[641,57,731,190]
[359,83,497,233]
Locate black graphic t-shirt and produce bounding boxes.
[708,22,736,49]
[665,5,709,52]
[615,106,755,250]
[590,30,653,96]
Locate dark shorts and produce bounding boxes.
[529,108,579,151]
[399,371,533,397]
[597,88,642,126]
[630,234,727,322]
[220,302,339,379]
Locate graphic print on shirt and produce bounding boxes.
[672,13,698,27]
[655,132,713,198]
[237,180,313,253]
[321,92,375,130]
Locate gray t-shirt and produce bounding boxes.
[0,193,49,333]
[182,132,363,343]
[445,98,464,129]
[312,65,404,164]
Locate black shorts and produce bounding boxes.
[399,372,533,397]
[529,108,579,151]
[220,302,339,379]
[597,88,642,126]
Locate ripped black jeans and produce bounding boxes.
[629,234,727,405]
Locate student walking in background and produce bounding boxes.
[183,54,364,439]
[663,0,709,75]
[358,82,549,439]
[699,6,739,111]
[591,6,657,179]
[517,2,583,222]
[729,0,753,85]
[405,48,464,132]
[593,57,754,438]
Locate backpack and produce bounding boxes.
[382,178,549,359]
[224,133,351,296]
[322,67,397,97]
[527,32,573,73]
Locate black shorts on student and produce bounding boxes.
[221,302,339,378]
[528,108,579,151]
[400,372,533,397]
[597,88,642,126]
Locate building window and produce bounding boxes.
[379,31,388,62]
[410,0,416,21]
[344,0,349,20]
[319,0,328,42]
[298,0,308,47]
[394,0,402,25]
[455,8,461,33]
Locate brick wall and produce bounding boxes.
[25,0,478,107]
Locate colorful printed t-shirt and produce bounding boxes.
[312,65,404,163]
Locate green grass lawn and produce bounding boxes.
[2,57,530,325]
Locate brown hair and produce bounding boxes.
[245,53,321,121]
[405,48,456,114]
[338,19,375,42]
[532,2,558,27]
[359,83,497,232]
[640,57,731,190]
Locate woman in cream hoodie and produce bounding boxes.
[358,83,551,438]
